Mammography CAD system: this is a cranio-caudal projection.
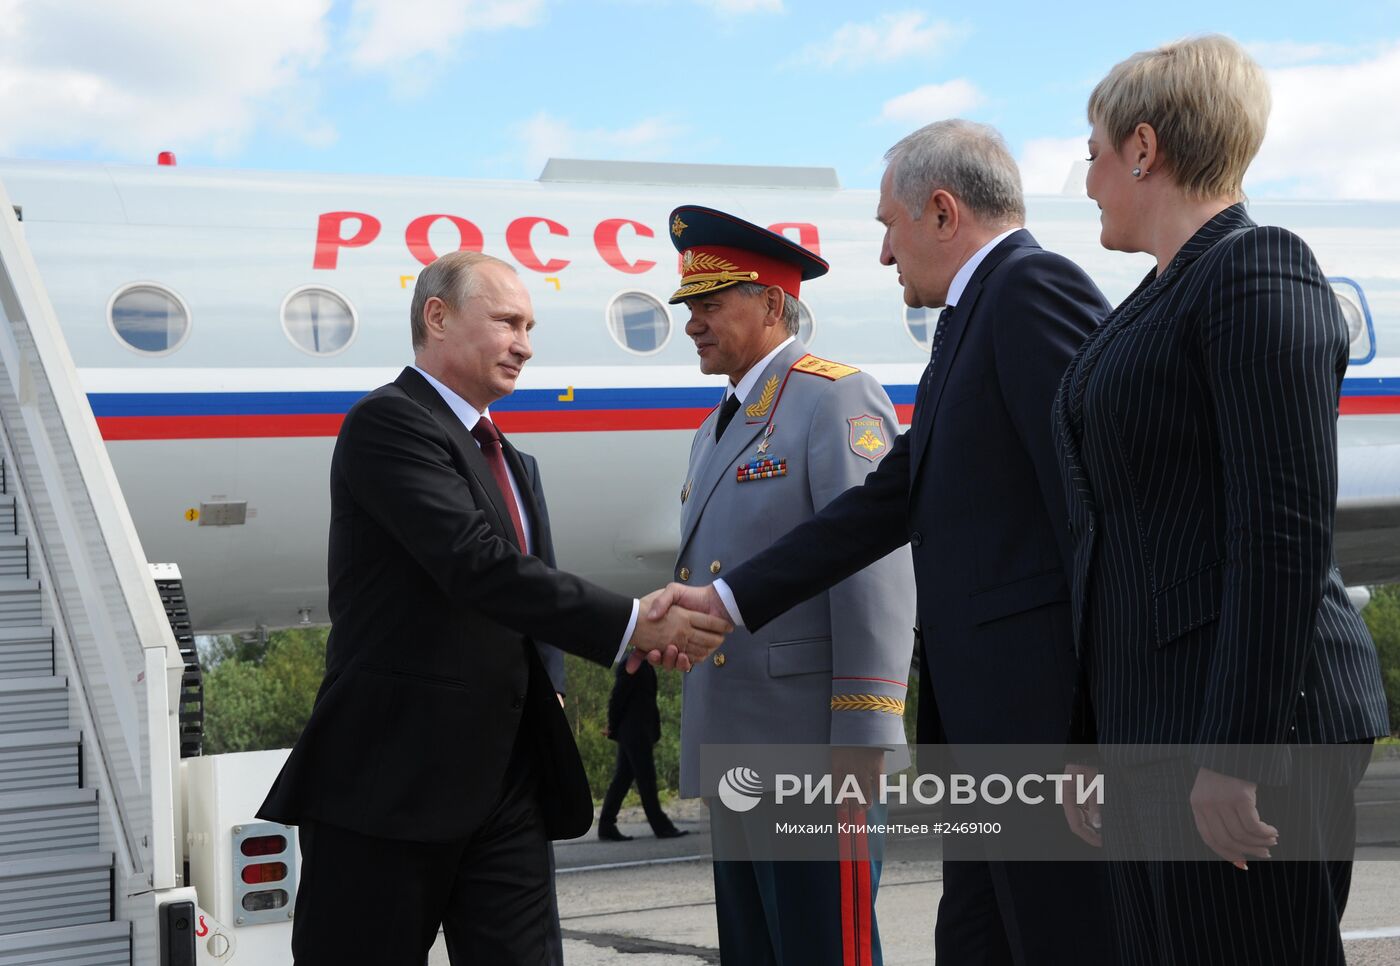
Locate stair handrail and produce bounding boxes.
[0,181,183,894]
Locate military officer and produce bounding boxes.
[669,206,916,966]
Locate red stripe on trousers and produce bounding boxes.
[838,802,874,966]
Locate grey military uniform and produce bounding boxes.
[676,339,916,797]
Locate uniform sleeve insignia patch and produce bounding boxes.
[830,694,906,715]
[791,353,859,380]
[848,414,888,461]
[744,375,780,419]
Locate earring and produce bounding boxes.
[1132,167,1142,178]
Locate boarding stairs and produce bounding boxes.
[0,184,190,962]
[0,465,127,964]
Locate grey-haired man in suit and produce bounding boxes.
[667,206,916,966]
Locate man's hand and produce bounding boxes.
[646,583,733,625]
[832,746,885,808]
[626,588,732,673]
[1190,766,1277,869]
[1061,762,1103,848]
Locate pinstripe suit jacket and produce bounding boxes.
[1054,204,1389,784]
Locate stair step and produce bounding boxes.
[0,852,113,936]
[0,788,98,860]
[0,538,25,581]
[0,625,51,679]
[0,677,67,736]
[0,625,50,643]
[0,580,39,628]
[0,730,80,794]
[0,920,130,966]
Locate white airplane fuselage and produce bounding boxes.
[1,159,1396,631]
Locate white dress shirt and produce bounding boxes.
[412,366,639,659]
[726,336,795,402]
[946,228,1018,309]
[412,366,533,552]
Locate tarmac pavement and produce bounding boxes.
[429,796,1400,964]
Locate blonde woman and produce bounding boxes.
[1053,35,1389,964]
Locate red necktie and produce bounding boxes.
[469,416,529,553]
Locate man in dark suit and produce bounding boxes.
[258,250,728,966]
[597,661,687,840]
[652,120,1116,964]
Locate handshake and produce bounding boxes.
[625,584,733,673]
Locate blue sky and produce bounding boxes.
[1,0,1397,197]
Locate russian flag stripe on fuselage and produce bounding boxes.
[82,378,1399,440]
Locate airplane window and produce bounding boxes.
[796,298,816,345]
[606,291,672,355]
[108,284,191,355]
[282,286,357,356]
[1333,288,1365,345]
[904,305,935,351]
[1329,278,1374,363]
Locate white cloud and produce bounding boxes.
[346,0,544,70]
[514,112,686,174]
[0,0,331,158]
[695,0,783,12]
[793,12,966,69]
[1019,136,1089,196]
[1249,42,1400,199]
[878,80,983,126]
[1245,40,1355,67]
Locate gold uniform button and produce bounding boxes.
[713,653,726,667]
[678,567,690,581]
[710,560,722,574]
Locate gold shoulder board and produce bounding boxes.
[791,353,860,381]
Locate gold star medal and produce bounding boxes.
[756,423,776,455]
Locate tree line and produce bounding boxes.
[202,586,1400,800]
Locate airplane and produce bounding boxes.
[0,155,1396,633]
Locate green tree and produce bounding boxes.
[1362,584,1400,736]
[560,656,686,804]
[202,628,328,754]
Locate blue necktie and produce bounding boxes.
[917,305,955,400]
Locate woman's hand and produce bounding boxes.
[1061,762,1103,848]
[1190,766,1278,869]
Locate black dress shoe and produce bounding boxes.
[654,826,690,839]
[598,822,633,842]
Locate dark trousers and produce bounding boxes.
[290,741,557,966]
[710,801,883,966]
[934,858,1114,966]
[1104,744,1371,965]
[927,743,1115,966]
[598,733,669,833]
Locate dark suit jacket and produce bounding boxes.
[259,368,631,842]
[518,450,568,695]
[607,661,661,745]
[1053,204,1389,784]
[724,230,1109,744]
